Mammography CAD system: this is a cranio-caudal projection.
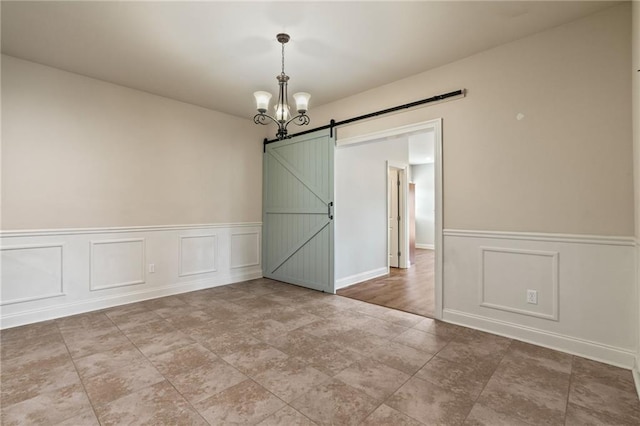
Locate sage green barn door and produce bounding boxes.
[263,130,335,293]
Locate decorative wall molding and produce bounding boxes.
[1,269,262,329]
[443,229,636,370]
[335,267,389,290]
[178,234,218,277]
[1,223,263,329]
[479,246,559,321]
[230,231,261,269]
[1,243,65,305]
[444,229,635,247]
[0,222,263,238]
[443,309,636,369]
[90,238,146,291]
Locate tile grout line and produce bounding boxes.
[118,303,244,425]
[361,326,452,425]
[204,326,314,425]
[103,307,212,425]
[460,338,514,424]
[378,355,431,425]
[54,321,103,426]
[158,373,213,425]
[104,311,170,421]
[201,334,293,424]
[110,292,301,425]
[279,314,411,424]
[563,356,576,425]
[387,332,464,426]
[246,378,293,424]
[283,403,320,426]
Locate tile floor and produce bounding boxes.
[1,278,639,425]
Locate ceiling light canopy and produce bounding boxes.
[253,33,310,140]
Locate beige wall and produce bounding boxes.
[312,4,633,236]
[1,55,266,230]
[1,4,633,236]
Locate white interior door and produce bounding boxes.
[262,130,335,293]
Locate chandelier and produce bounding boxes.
[253,33,310,140]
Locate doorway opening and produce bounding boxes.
[335,119,442,319]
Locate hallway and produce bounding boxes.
[337,249,434,317]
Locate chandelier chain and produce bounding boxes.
[281,42,285,75]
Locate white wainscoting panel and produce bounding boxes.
[479,247,559,321]
[90,238,145,291]
[179,234,217,277]
[443,229,637,368]
[230,232,260,269]
[1,244,65,305]
[0,223,262,328]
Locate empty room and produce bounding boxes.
[2,1,640,425]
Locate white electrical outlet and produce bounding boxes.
[526,289,537,304]
[148,264,155,273]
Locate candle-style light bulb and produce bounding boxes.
[275,103,290,122]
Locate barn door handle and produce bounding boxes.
[328,202,334,220]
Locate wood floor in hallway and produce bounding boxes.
[337,248,435,317]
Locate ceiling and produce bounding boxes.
[1,1,620,119]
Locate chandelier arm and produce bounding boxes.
[284,113,311,128]
[253,113,279,126]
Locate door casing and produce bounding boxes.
[387,163,409,269]
[338,119,443,319]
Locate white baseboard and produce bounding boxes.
[443,228,637,372]
[634,368,640,401]
[336,267,389,290]
[1,222,263,329]
[443,309,636,369]
[416,243,434,250]
[1,268,262,329]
